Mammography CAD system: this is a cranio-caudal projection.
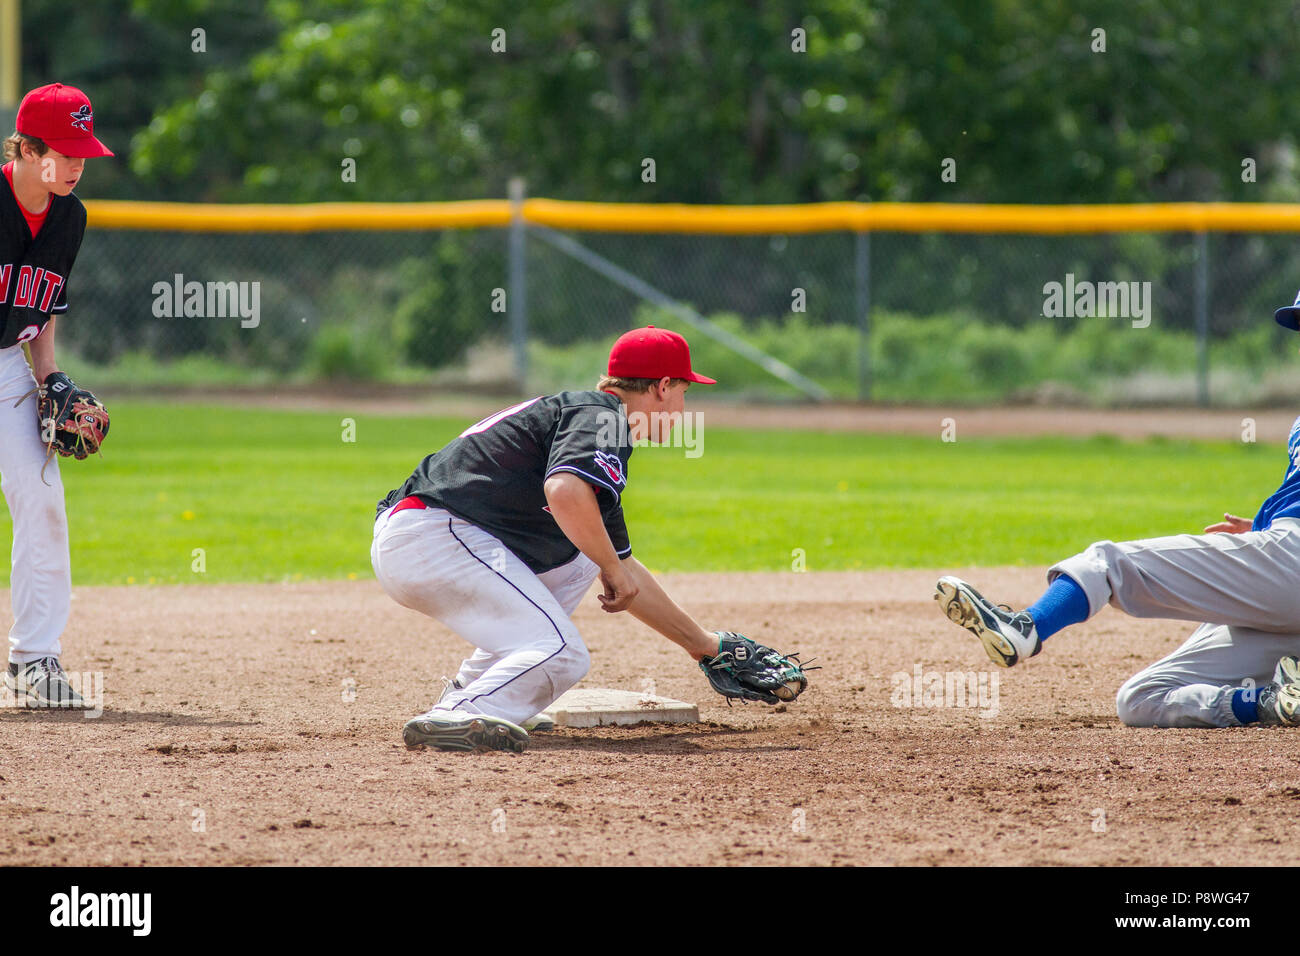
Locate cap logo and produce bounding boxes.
[69,104,93,131]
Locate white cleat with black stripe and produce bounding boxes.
[934,576,1041,668]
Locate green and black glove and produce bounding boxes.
[699,631,814,705]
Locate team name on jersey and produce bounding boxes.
[0,263,65,313]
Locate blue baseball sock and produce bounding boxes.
[1024,574,1090,641]
[1231,688,1259,725]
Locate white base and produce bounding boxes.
[537,688,699,728]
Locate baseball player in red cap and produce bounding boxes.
[1,83,113,708]
[372,326,728,752]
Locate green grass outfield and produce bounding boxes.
[0,402,1286,586]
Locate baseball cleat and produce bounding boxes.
[522,713,555,732]
[402,713,529,753]
[1256,656,1300,726]
[5,657,86,708]
[934,576,1041,667]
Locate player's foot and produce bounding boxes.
[402,712,530,753]
[5,657,86,708]
[522,713,555,732]
[934,576,1041,667]
[1256,656,1300,726]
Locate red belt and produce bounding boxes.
[392,495,428,514]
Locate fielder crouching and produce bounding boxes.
[934,292,1300,730]
[372,326,783,753]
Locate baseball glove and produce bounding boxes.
[699,631,816,705]
[24,371,109,463]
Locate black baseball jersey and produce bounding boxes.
[0,173,85,349]
[378,390,635,573]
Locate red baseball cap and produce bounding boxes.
[15,83,114,158]
[607,325,716,384]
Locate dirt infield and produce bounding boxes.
[3,569,1298,867]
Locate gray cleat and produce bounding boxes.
[402,713,530,753]
[5,657,86,708]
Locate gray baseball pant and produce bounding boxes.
[1048,517,1300,728]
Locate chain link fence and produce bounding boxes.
[61,208,1300,405]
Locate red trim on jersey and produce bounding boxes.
[392,495,428,514]
[1,161,51,239]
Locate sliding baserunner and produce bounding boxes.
[935,293,1300,728]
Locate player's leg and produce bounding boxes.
[372,506,591,741]
[448,648,499,691]
[437,551,597,691]
[1115,622,1300,727]
[937,519,1300,666]
[1050,520,1300,632]
[0,345,80,707]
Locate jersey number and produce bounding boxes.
[460,397,542,437]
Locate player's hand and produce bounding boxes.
[597,563,638,613]
[1204,513,1252,534]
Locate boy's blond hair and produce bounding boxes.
[597,375,690,393]
[2,132,48,162]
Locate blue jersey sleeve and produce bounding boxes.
[1253,416,1300,531]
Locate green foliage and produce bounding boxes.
[394,236,502,369]
[308,325,386,381]
[529,307,1300,404]
[0,401,1283,584]
[112,0,1300,205]
[20,0,280,200]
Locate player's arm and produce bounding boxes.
[25,317,59,382]
[622,557,720,660]
[543,472,638,611]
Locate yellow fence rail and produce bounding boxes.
[85,198,1300,234]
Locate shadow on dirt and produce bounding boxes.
[0,708,259,728]
[526,724,813,755]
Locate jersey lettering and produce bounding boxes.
[37,271,63,312]
[14,324,39,343]
[0,264,65,312]
[12,265,34,308]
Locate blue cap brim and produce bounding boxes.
[1276,307,1300,331]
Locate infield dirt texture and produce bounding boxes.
[2,400,1298,866]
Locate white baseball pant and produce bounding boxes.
[1048,517,1300,727]
[0,343,70,664]
[371,503,598,726]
